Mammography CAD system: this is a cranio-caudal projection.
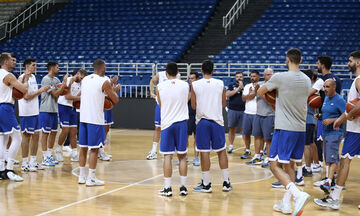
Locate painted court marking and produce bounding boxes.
[36,146,272,215]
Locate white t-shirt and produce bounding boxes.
[58,77,81,107]
[346,75,360,133]
[0,69,13,104]
[243,82,257,115]
[192,78,224,126]
[80,74,107,125]
[312,78,324,93]
[18,74,39,116]
[155,71,181,104]
[157,79,189,130]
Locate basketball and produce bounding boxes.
[57,83,69,96]
[308,94,322,109]
[346,98,360,118]
[265,90,276,105]
[12,88,24,100]
[73,100,80,109]
[104,96,114,110]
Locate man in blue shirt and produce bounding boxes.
[226,71,246,153]
[314,79,345,194]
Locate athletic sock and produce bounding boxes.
[180,176,186,187]
[325,165,329,178]
[330,185,343,200]
[283,189,292,206]
[30,156,36,163]
[164,177,171,189]
[79,166,86,177]
[286,182,301,198]
[297,166,303,179]
[305,166,311,172]
[88,168,96,179]
[151,142,158,153]
[22,157,28,165]
[202,171,210,186]
[222,168,229,183]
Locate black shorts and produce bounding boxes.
[305,124,315,145]
[187,115,196,135]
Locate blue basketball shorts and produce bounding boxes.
[58,104,77,127]
[79,122,105,149]
[196,119,226,152]
[160,120,188,154]
[0,104,20,134]
[39,112,58,133]
[104,109,114,125]
[20,115,41,134]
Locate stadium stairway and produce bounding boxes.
[179,0,273,63]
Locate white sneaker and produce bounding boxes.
[54,149,64,162]
[273,200,292,214]
[313,196,340,210]
[314,178,328,187]
[30,161,44,170]
[7,170,24,182]
[358,204,360,209]
[78,176,86,184]
[311,163,321,173]
[62,146,72,152]
[146,151,157,160]
[21,163,36,172]
[98,151,111,161]
[293,192,311,215]
[86,178,105,186]
[71,153,79,162]
[227,145,233,153]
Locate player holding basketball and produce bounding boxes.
[147,68,180,160]
[314,51,360,210]
[0,53,29,181]
[19,58,50,171]
[258,48,311,215]
[192,60,232,193]
[157,62,189,196]
[78,59,120,186]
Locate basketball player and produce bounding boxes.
[147,68,180,160]
[241,70,260,159]
[19,58,50,171]
[192,60,232,193]
[78,59,120,186]
[247,68,274,167]
[157,62,189,196]
[226,71,245,154]
[314,51,360,210]
[39,62,68,166]
[56,69,87,162]
[258,48,311,215]
[0,53,28,181]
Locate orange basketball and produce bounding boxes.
[308,94,322,109]
[104,96,114,110]
[57,83,69,96]
[265,90,276,105]
[346,98,360,118]
[12,88,24,100]
[73,100,80,109]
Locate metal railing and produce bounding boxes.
[223,0,249,35]
[1,0,54,40]
[0,22,7,40]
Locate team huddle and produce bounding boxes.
[1,48,360,214]
[148,49,360,215]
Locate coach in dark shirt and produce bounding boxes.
[226,71,246,153]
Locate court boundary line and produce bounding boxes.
[36,146,271,216]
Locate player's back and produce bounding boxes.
[157,79,189,130]
[192,78,224,126]
[80,74,107,125]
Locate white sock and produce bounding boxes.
[22,157,28,165]
[151,142,158,153]
[99,147,104,154]
[286,182,301,198]
[180,176,186,187]
[260,150,264,154]
[72,148,77,155]
[254,154,260,159]
[305,166,311,172]
[56,145,61,152]
[5,149,9,160]
[0,159,5,171]
[297,166,303,179]
[246,149,251,153]
[79,166,86,177]
[164,177,171,188]
[283,189,292,206]
[88,168,96,179]
[6,159,15,170]
[202,171,210,186]
[47,149,52,157]
[42,151,47,159]
[228,144,233,149]
[30,156,36,163]
[325,165,329,178]
[222,168,229,183]
[330,185,343,200]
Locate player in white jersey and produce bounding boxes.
[0,53,29,181]
[147,70,180,160]
[156,62,189,196]
[314,50,360,210]
[19,58,50,171]
[56,69,87,162]
[191,60,232,193]
[78,59,120,186]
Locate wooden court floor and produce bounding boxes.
[1,129,360,216]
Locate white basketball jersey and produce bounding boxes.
[346,75,360,133]
[58,77,81,107]
[18,74,39,116]
[80,74,107,125]
[0,69,14,104]
[156,71,181,104]
[192,78,224,126]
[157,79,189,130]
